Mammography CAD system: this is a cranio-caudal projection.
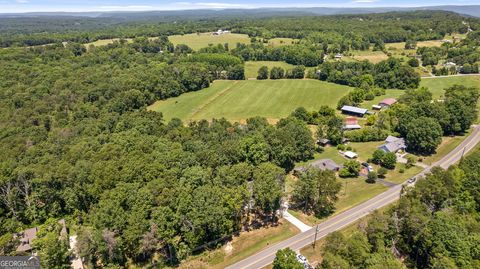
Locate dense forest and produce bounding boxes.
[0,9,480,268]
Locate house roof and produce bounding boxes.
[15,227,37,253]
[341,106,368,115]
[380,136,406,153]
[294,159,341,173]
[344,151,358,158]
[344,124,362,130]
[379,98,397,106]
[345,117,358,125]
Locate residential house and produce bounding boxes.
[341,106,368,117]
[293,159,341,176]
[15,227,37,253]
[379,135,406,153]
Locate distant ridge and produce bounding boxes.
[0,5,479,18]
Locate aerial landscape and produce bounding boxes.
[1,0,480,268]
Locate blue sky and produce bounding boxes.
[0,0,479,13]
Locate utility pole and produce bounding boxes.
[313,224,320,249]
[462,146,466,158]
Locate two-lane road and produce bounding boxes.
[227,125,480,269]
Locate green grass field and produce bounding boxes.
[85,38,133,48]
[267,38,297,47]
[168,33,251,51]
[244,61,295,79]
[148,79,352,122]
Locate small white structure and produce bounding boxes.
[344,151,358,159]
[444,62,457,68]
[335,53,343,59]
[344,124,362,130]
[372,105,382,110]
[213,29,230,35]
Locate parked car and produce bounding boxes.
[362,162,374,172]
[407,177,417,184]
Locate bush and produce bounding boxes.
[270,67,285,79]
[382,152,397,169]
[337,144,346,151]
[366,171,378,183]
[406,155,416,168]
[378,167,388,178]
[399,168,405,173]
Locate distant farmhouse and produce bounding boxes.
[293,159,341,176]
[213,29,230,36]
[379,135,406,153]
[341,106,368,117]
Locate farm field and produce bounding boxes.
[350,50,389,63]
[168,32,250,50]
[148,79,352,122]
[267,37,297,47]
[84,38,133,47]
[361,75,480,110]
[244,61,295,78]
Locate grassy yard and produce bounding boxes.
[289,176,388,226]
[244,61,295,79]
[384,164,423,184]
[148,79,352,122]
[168,33,250,51]
[176,219,298,269]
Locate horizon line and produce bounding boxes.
[0,4,479,15]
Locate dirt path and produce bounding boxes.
[189,81,239,119]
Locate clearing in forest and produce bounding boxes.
[148,79,352,122]
[168,32,251,51]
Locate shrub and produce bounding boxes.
[378,167,388,178]
[366,171,378,183]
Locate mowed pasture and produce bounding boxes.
[244,61,295,79]
[361,75,480,110]
[84,38,134,48]
[148,79,352,122]
[350,50,389,63]
[168,32,251,51]
[267,38,298,47]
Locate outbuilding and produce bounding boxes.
[344,151,358,159]
[379,98,397,107]
[341,106,368,117]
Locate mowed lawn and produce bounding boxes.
[244,61,295,79]
[148,79,352,122]
[168,33,250,51]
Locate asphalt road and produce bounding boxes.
[226,125,480,269]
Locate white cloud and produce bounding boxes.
[15,0,29,3]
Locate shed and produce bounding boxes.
[317,138,330,146]
[379,98,397,107]
[341,106,368,117]
[344,124,362,130]
[372,105,382,110]
[344,151,358,159]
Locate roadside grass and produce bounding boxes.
[177,219,299,269]
[420,132,471,165]
[148,79,352,122]
[244,61,295,79]
[168,33,251,51]
[384,164,423,184]
[289,177,388,226]
[300,204,394,268]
